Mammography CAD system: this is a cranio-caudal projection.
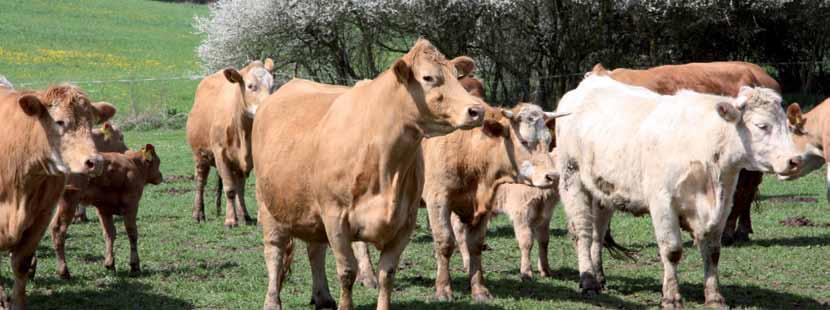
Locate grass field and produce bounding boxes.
[2,1,830,309]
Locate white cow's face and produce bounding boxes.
[224,58,275,118]
[502,104,560,188]
[734,87,803,177]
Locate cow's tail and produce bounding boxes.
[604,227,638,261]
[280,238,295,286]
[214,172,223,216]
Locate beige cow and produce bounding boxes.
[252,39,485,310]
[186,59,275,227]
[0,84,114,309]
[556,75,802,308]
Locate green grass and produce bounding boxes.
[2,1,830,309]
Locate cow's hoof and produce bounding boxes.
[310,296,336,309]
[704,294,726,308]
[357,274,378,289]
[58,269,71,280]
[129,264,141,277]
[733,231,750,243]
[579,273,602,295]
[520,273,533,282]
[243,216,255,226]
[104,263,115,272]
[661,297,684,309]
[538,265,553,278]
[224,220,238,228]
[263,301,282,310]
[193,213,205,223]
[434,290,453,302]
[472,287,492,302]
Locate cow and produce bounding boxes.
[781,99,830,187]
[73,122,129,223]
[590,62,782,245]
[50,144,162,279]
[252,39,485,310]
[0,84,114,309]
[186,58,275,227]
[556,74,802,308]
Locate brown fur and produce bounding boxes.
[253,39,484,310]
[74,122,129,223]
[594,61,780,245]
[51,145,162,280]
[0,84,113,308]
[187,59,274,227]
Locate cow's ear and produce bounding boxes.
[393,59,410,84]
[716,101,740,123]
[141,144,155,161]
[263,58,275,72]
[92,101,116,124]
[450,56,476,78]
[787,102,804,127]
[18,95,45,117]
[482,119,506,137]
[501,109,514,120]
[589,63,608,77]
[223,68,244,85]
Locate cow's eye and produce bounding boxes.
[248,84,257,91]
[755,123,770,132]
[422,75,434,83]
[56,120,65,128]
[521,140,531,148]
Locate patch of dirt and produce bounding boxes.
[164,187,193,196]
[763,196,818,204]
[779,216,830,227]
[164,175,194,183]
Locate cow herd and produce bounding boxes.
[0,38,827,309]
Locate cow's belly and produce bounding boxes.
[580,166,650,216]
[349,192,419,248]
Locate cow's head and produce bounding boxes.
[224,58,275,118]
[136,144,162,185]
[93,121,128,153]
[779,102,824,180]
[391,39,484,136]
[717,86,802,177]
[483,103,568,188]
[18,84,115,176]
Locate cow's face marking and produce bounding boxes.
[401,39,483,136]
[736,87,802,177]
[226,59,275,118]
[504,103,557,188]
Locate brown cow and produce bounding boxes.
[591,61,781,246]
[0,84,114,309]
[73,122,129,223]
[51,145,162,279]
[187,58,275,227]
[253,39,485,310]
[782,99,830,191]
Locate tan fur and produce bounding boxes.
[186,59,274,227]
[786,98,830,205]
[51,146,162,280]
[253,39,484,310]
[0,84,112,308]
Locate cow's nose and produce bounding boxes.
[788,156,803,172]
[467,105,484,121]
[85,155,104,175]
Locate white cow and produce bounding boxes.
[555,75,802,308]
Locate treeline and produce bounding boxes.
[196,0,830,109]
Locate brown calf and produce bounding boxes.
[74,122,129,223]
[0,85,114,308]
[51,145,162,279]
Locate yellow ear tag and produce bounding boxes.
[141,148,152,161]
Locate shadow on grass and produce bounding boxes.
[357,300,505,310]
[610,274,828,309]
[410,225,567,244]
[29,278,194,309]
[731,234,830,248]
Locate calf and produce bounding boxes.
[73,122,129,223]
[556,75,801,308]
[0,84,114,308]
[51,145,162,279]
[187,58,274,227]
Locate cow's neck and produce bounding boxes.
[802,101,829,155]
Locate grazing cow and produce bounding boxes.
[253,39,485,310]
[51,145,162,279]
[0,75,13,89]
[187,58,275,227]
[0,84,114,309]
[556,75,801,308]
[73,122,129,223]
[781,99,830,185]
[591,62,782,245]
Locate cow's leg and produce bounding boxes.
[352,241,378,289]
[721,209,739,246]
[509,206,535,281]
[233,174,254,225]
[558,166,600,294]
[450,213,470,272]
[124,207,141,276]
[50,194,78,280]
[376,217,416,310]
[97,210,117,272]
[262,213,292,310]
[214,171,223,217]
[212,155,241,228]
[466,216,492,302]
[535,199,555,278]
[11,206,53,310]
[425,198,455,301]
[699,231,725,308]
[735,171,761,242]
[650,198,684,309]
[192,160,210,223]
[322,215,358,310]
[73,206,88,223]
[308,242,336,308]
[0,254,8,309]
[591,204,614,288]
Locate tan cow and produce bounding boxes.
[590,62,782,245]
[781,99,830,186]
[187,58,275,227]
[73,122,129,223]
[253,39,485,310]
[0,84,114,309]
[51,145,162,280]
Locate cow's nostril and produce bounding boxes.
[85,160,95,170]
[545,172,557,182]
[789,157,802,170]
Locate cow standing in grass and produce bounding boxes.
[73,122,129,223]
[556,75,802,308]
[780,98,830,191]
[253,39,485,310]
[0,84,114,309]
[187,59,275,227]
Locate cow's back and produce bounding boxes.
[609,61,779,97]
[186,72,226,156]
